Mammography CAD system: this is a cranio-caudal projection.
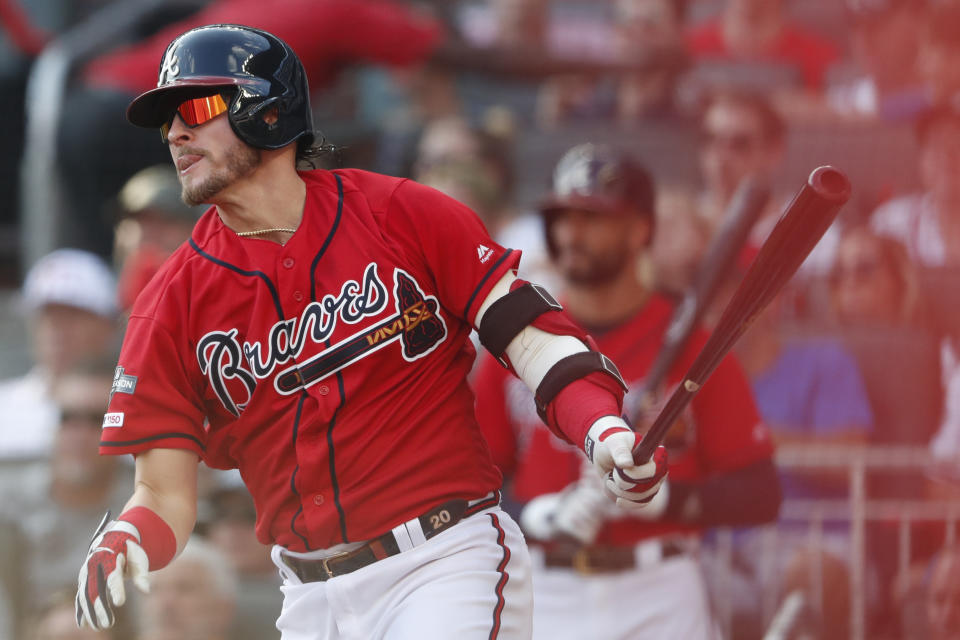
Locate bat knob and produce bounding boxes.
[808,166,851,204]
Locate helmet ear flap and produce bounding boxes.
[247,96,281,127]
[229,95,283,145]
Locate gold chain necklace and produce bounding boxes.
[235,227,298,237]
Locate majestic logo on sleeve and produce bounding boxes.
[197,264,446,415]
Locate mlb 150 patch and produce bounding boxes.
[102,412,125,428]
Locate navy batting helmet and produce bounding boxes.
[127,24,314,151]
[539,143,655,253]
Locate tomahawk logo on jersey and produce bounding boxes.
[195,263,447,414]
[100,169,521,551]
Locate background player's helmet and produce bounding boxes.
[126,24,314,151]
[538,143,655,255]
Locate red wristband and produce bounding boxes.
[118,506,178,571]
[546,372,624,447]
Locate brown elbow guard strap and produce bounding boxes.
[534,352,628,423]
[478,282,563,366]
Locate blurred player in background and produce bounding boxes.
[473,143,780,639]
[74,24,667,639]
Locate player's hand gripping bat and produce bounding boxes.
[629,174,770,425]
[632,166,851,464]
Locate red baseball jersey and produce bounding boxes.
[101,169,521,551]
[473,293,773,544]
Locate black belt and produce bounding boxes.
[543,540,687,574]
[280,492,500,583]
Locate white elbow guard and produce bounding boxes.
[476,274,627,422]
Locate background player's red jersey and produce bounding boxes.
[101,169,521,551]
[473,293,774,545]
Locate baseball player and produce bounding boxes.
[73,25,668,640]
[473,144,782,639]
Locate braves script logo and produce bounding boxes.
[197,264,446,415]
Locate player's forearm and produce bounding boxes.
[125,448,201,552]
[76,450,196,631]
[665,459,782,527]
[123,485,196,552]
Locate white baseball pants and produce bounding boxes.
[528,547,719,640]
[271,508,532,640]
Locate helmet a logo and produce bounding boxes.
[554,153,593,198]
[160,54,180,83]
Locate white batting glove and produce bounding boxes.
[570,457,672,522]
[518,492,563,541]
[552,471,610,544]
[76,511,150,630]
[518,480,608,545]
[584,416,669,510]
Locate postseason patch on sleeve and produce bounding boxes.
[110,367,138,399]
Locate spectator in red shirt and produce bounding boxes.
[686,0,839,91]
[82,0,442,97]
[535,0,691,128]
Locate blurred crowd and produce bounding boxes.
[1,0,960,638]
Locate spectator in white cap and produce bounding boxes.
[0,249,118,461]
[139,537,238,640]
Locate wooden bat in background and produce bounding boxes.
[632,166,852,463]
[629,175,770,426]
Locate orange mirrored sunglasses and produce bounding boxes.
[160,94,229,141]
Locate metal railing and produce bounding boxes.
[19,0,202,272]
[707,445,960,640]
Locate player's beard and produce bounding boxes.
[558,244,632,286]
[182,140,262,206]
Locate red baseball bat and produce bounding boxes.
[632,166,851,463]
